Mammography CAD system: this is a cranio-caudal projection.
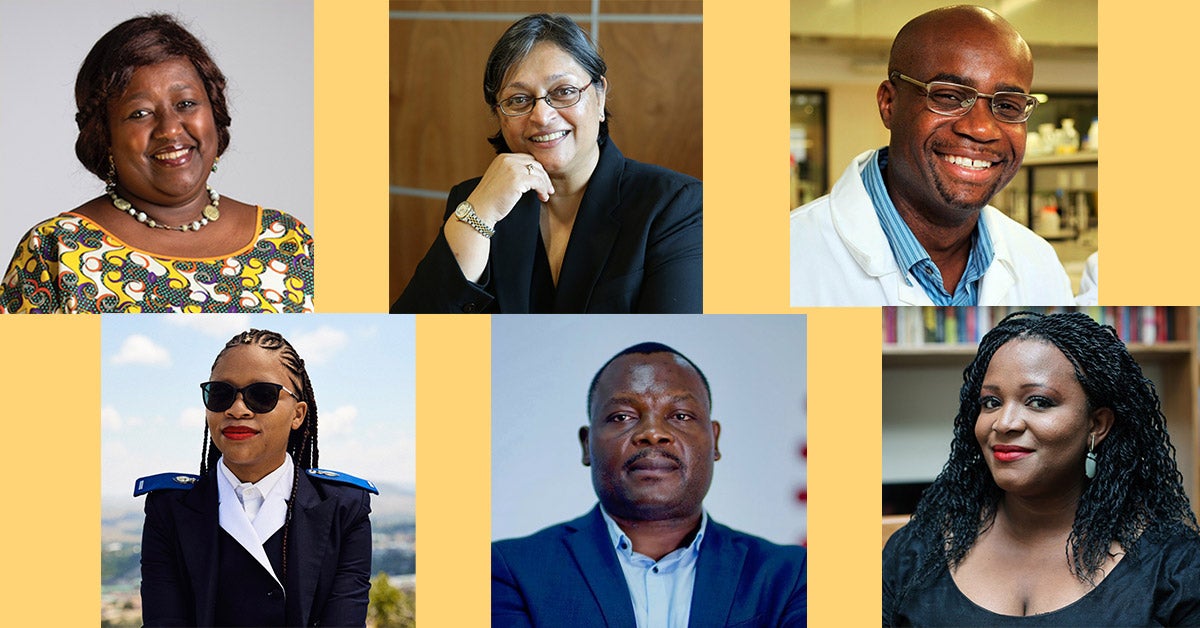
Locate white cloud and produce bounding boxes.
[101,405,122,430]
[165,314,252,337]
[320,405,357,435]
[291,326,349,365]
[111,334,171,366]
[179,406,206,428]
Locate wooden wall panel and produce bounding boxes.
[390,2,703,301]
[390,19,506,191]
[601,21,702,178]
[392,1,593,13]
[390,195,450,301]
[603,1,701,14]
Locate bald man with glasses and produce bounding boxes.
[790,5,1074,306]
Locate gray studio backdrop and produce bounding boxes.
[0,0,314,260]
[492,315,808,546]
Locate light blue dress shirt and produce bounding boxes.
[600,508,708,628]
[862,147,995,305]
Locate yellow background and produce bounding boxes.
[1,0,1168,625]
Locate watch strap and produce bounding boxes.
[455,201,495,239]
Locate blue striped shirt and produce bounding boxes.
[862,148,994,305]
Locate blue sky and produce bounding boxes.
[101,314,415,499]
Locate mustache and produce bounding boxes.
[623,448,683,470]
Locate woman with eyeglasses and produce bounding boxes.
[135,329,375,627]
[391,13,702,314]
[883,312,1200,626]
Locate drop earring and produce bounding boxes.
[211,156,220,173]
[1085,433,1097,479]
[105,154,116,189]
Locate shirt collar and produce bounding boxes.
[599,506,708,561]
[218,453,294,505]
[861,147,995,300]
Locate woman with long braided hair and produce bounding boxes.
[136,329,376,627]
[884,311,1200,626]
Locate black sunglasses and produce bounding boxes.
[201,381,301,414]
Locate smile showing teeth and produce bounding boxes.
[154,148,190,161]
[531,130,568,142]
[941,154,994,170]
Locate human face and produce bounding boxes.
[580,353,720,522]
[879,21,1032,220]
[497,42,605,183]
[107,57,218,209]
[206,345,307,483]
[974,340,1108,501]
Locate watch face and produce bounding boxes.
[455,201,471,219]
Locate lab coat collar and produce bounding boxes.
[829,149,1017,305]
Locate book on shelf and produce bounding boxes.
[883,306,1176,347]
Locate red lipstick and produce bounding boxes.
[222,426,258,441]
[992,444,1033,462]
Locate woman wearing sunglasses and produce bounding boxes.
[134,329,376,627]
[391,13,702,314]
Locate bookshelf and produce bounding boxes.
[882,307,1199,519]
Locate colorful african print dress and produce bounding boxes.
[0,208,314,313]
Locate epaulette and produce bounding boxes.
[134,472,200,497]
[305,468,379,494]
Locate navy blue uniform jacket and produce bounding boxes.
[140,471,372,627]
[391,140,702,313]
[492,506,807,627]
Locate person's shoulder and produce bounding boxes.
[711,520,807,563]
[981,205,1057,254]
[619,153,700,190]
[133,472,200,497]
[790,193,834,226]
[1134,525,1200,559]
[260,208,312,235]
[450,177,485,198]
[493,512,594,553]
[304,468,379,494]
[19,213,91,238]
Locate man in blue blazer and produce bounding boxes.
[492,342,807,627]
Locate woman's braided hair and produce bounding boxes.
[904,311,1197,589]
[200,329,318,585]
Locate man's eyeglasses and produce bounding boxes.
[201,381,301,414]
[890,72,1038,124]
[497,80,596,117]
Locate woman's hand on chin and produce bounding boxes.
[468,153,554,225]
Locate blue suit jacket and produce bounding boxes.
[492,506,807,627]
[139,471,372,627]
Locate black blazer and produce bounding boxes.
[140,471,372,627]
[391,140,702,313]
[492,506,807,627]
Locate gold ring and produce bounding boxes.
[526,164,535,175]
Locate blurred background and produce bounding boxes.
[389,0,702,303]
[791,0,1097,291]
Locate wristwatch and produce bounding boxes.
[454,200,495,239]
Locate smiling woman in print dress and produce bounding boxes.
[0,14,313,313]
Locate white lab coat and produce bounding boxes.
[790,150,1074,306]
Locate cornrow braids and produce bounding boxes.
[201,328,319,586]
[904,311,1198,591]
